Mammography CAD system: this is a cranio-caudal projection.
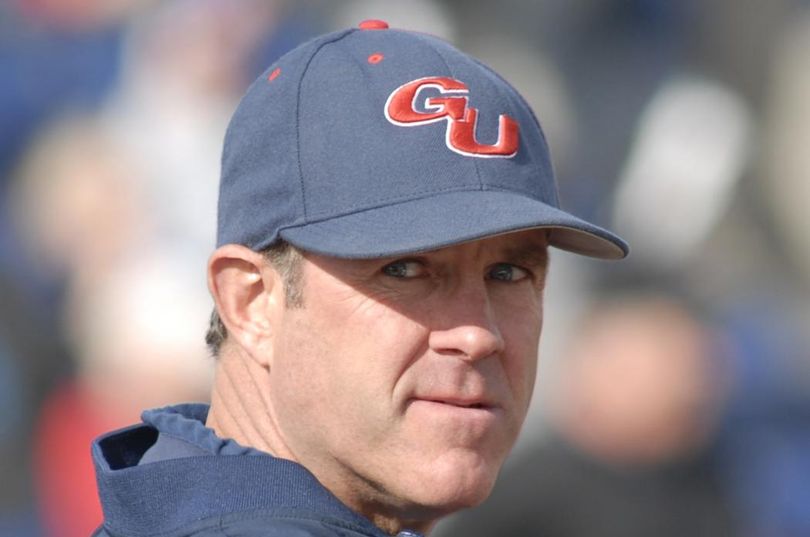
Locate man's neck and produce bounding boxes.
[205,348,434,536]
[206,348,292,458]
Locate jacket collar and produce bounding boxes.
[92,403,386,536]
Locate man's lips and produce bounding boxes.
[407,395,501,428]
[412,396,496,410]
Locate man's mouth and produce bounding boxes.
[446,401,487,409]
[416,398,492,410]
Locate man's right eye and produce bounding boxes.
[381,260,426,279]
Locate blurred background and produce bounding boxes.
[0,0,808,536]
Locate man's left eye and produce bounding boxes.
[487,263,530,282]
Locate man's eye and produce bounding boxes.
[487,263,530,282]
[381,260,426,279]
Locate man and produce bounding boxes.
[91,20,627,537]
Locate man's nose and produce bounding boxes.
[427,283,505,361]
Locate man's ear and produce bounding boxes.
[207,244,283,368]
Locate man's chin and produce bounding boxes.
[397,458,500,514]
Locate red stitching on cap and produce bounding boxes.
[368,53,384,64]
[267,67,281,81]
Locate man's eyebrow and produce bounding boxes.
[502,243,549,269]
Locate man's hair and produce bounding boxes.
[205,241,303,357]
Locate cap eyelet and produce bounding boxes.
[359,19,389,30]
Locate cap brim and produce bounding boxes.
[280,190,628,260]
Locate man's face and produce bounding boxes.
[266,230,548,530]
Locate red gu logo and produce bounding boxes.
[384,76,520,158]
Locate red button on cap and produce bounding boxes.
[359,19,389,30]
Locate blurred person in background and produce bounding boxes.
[0,0,144,289]
[2,1,320,536]
[99,0,292,259]
[713,10,810,535]
[9,115,213,537]
[442,294,738,537]
[3,114,146,537]
[33,252,213,537]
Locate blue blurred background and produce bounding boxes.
[1,1,808,536]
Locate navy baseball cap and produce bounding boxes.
[217,20,628,259]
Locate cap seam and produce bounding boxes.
[281,183,547,227]
[422,37,486,191]
[468,56,557,202]
[295,29,358,222]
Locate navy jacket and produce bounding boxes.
[91,404,422,537]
